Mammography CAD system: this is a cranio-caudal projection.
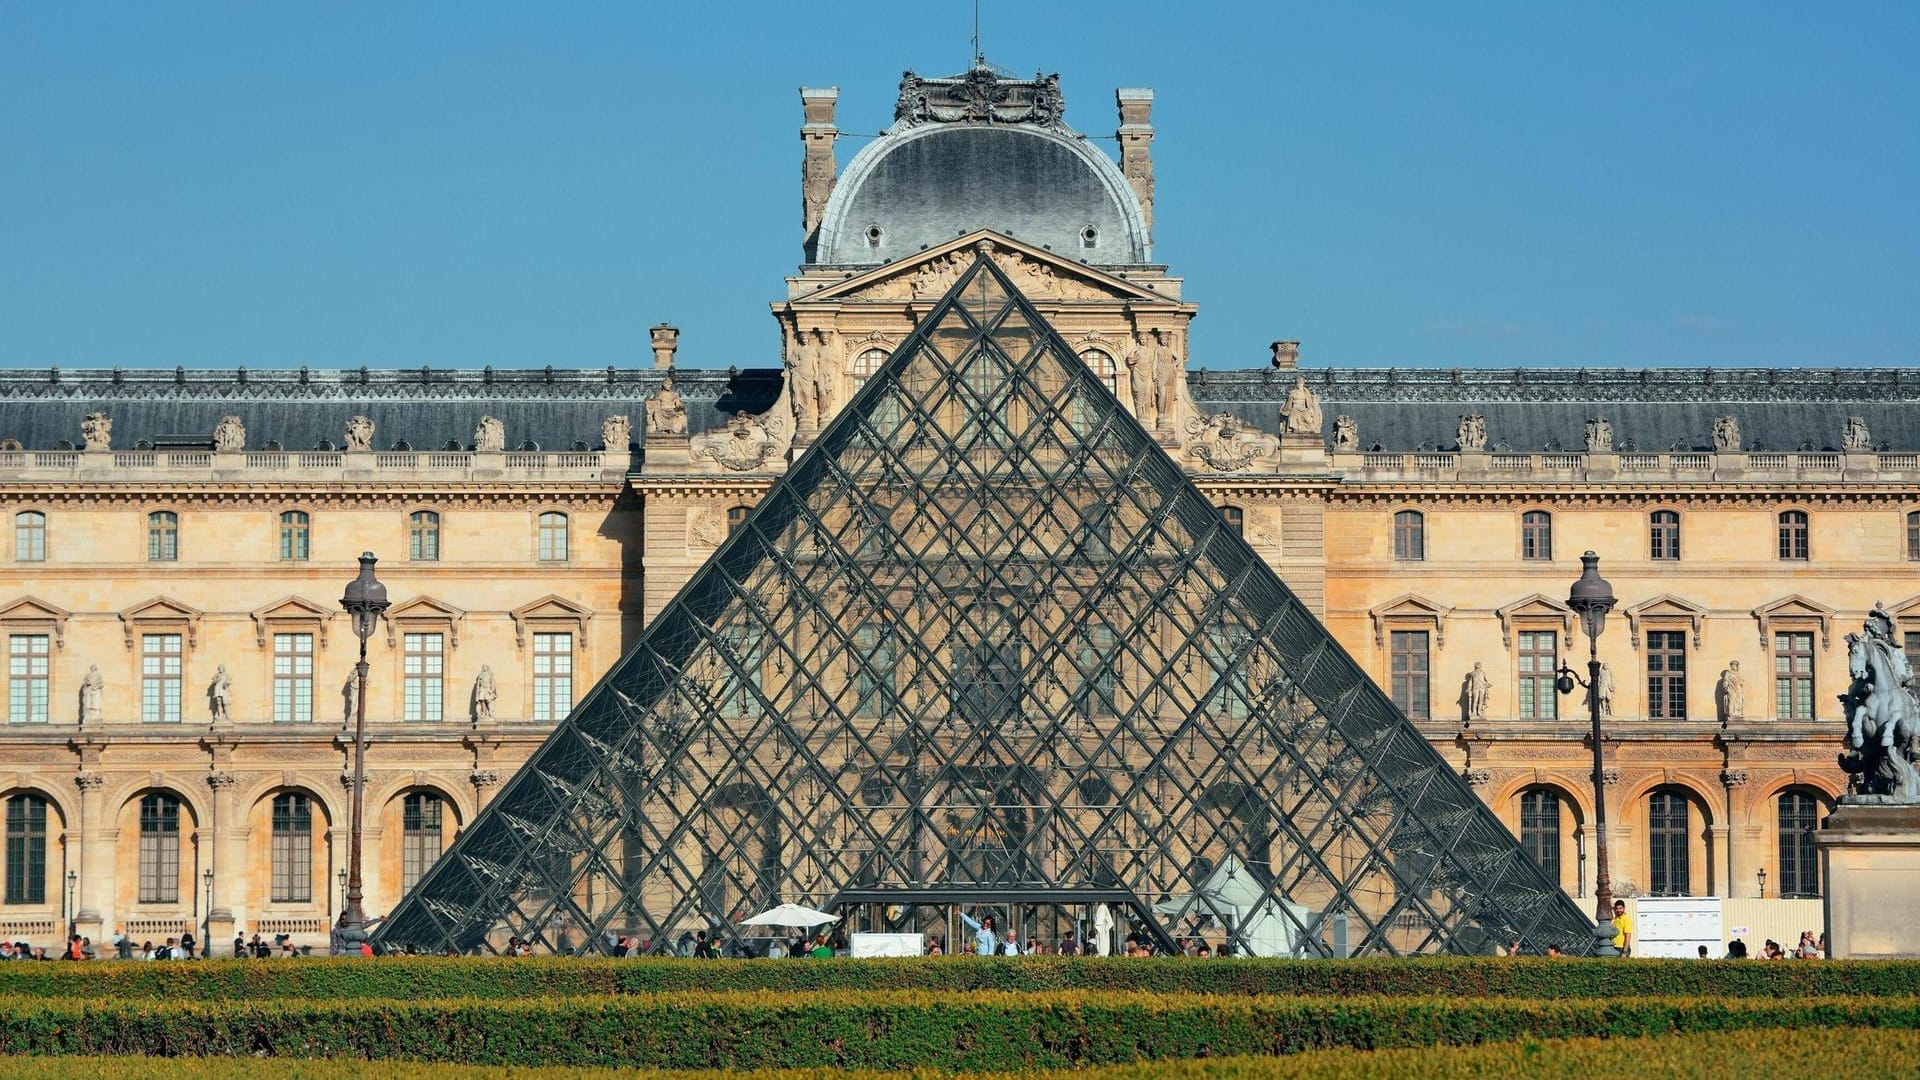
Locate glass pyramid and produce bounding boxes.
[378,248,1595,957]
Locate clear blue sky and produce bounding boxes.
[2,2,1914,370]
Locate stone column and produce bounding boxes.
[72,771,108,941]
[1721,769,1750,897]
[799,87,839,240]
[1115,88,1155,236]
[206,771,240,944]
[471,770,502,811]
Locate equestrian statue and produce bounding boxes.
[1840,603,1920,803]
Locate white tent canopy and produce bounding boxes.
[739,903,841,927]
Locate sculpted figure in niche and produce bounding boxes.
[1280,376,1323,436]
[79,665,104,725]
[1843,415,1872,452]
[602,414,634,451]
[1124,336,1160,430]
[646,374,688,437]
[1149,330,1183,431]
[1457,414,1487,452]
[787,328,835,435]
[1585,416,1614,453]
[342,669,361,727]
[1464,662,1492,724]
[1717,661,1745,722]
[692,411,783,472]
[212,415,246,454]
[81,412,112,453]
[208,665,232,722]
[472,665,498,724]
[1712,415,1742,453]
[1331,415,1359,452]
[1586,662,1615,720]
[474,415,506,453]
[345,416,375,453]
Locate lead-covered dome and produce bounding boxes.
[811,68,1151,267]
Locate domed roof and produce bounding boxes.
[811,68,1151,267]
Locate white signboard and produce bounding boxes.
[1632,896,1722,959]
[849,932,924,958]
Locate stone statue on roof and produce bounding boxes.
[81,413,111,454]
[1457,414,1487,452]
[1585,417,1614,453]
[1712,415,1741,453]
[474,415,506,453]
[1843,415,1872,452]
[603,414,634,451]
[646,375,687,437]
[345,416,375,453]
[212,415,246,454]
[1331,415,1358,452]
[1281,376,1322,436]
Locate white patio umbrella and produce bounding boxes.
[739,903,841,927]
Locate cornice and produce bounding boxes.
[0,485,626,508]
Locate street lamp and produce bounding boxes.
[65,870,77,937]
[1557,551,1619,957]
[1757,867,1767,899]
[339,868,349,910]
[339,552,390,954]
[202,869,214,959]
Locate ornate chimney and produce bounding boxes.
[800,87,839,241]
[1116,87,1155,236]
[650,324,679,370]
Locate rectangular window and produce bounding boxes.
[14,514,45,562]
[272,633,314,724]
[7,635,50,725]
[403,632,445,722]
[140,633,183,724]
[538,513,568,562]
[1517,631,1558,719]
[1906,632,1920,680]
[138,798,180,904]
[1389,631,1429,720]
[4,797,47,905]
[270,796,312,903]
[532,632,573,723]
[402,795,443,891]
[1774,631,1815,720]
[1646,630,1687,720]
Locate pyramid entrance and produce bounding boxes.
[379,247,1595,957]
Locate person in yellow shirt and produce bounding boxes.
[1610,899,1632,955]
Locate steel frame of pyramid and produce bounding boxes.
[378,248,1596,957]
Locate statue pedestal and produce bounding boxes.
[1278,433,1326,469]
[1816,802,1920,958]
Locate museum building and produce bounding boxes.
[0,63,1907,951]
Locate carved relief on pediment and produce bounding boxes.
[854,249,1122,303]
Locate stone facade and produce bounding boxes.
[0,64,1892,950]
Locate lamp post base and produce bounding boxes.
[1591,918,1620,958]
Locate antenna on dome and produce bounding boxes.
[971,0,984,67]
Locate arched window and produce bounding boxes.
[1777,789,1824,898]
[270,793,313,902]
[1650,511,1680,561]
[4,794,48,904]
[147,511,178,562]
[1393,511,1425,561]
[402,791,444,892]
[1521,511,1552,561]
[1518,788,1561,886]
[726,506,751,536]
[1907,512,1920,562]
[850,347,888,392]
[279,511,309,561]
[537,511,568,562]
[1220,506,1244,537]
[14,512,44,563]
[1078,348,1120,398]
[1648,788,1692,897]
[138,794,181,903]
[409,511,441,562]
[1778,510,1809,561]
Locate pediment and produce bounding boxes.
[1494,594,1573,649]
[1624,593,1707,649]
[0,596,71,649]
[118,596,203,648]
[1886,595,1920,621]
[801,231,1164,305]
[1752,594,1837,648]
[385,595,468,649]
[1369,593,1454,647]
[509,594,593,649]
[249,595,336,648]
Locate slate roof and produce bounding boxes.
[1,364,1917,454]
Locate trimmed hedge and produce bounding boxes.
[1,955,1918,1002]
[9,1027,1920,1078]
[0,991,1916,1067]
